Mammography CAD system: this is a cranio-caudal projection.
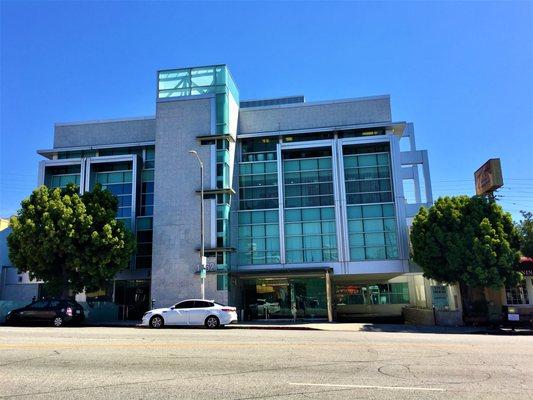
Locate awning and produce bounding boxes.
[517,257,533,277]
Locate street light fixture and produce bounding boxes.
[188,150,206,300]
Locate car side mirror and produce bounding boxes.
[170,306,175,310]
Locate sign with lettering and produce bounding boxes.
[194,256,217,274]
[431,285,449,309]
[474,158,503,196]
[508,313,520,321]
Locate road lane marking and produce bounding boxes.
[289,382,446,392]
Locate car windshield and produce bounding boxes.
[214,302,226,307]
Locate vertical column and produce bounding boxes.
[389,133,409,263]
[421,150,433,204]
[333,138,349,268]
[276,140,286,265]
[325,270,333,322]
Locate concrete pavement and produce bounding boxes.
[0,326,531,399]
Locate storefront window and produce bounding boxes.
[243,276,327,320]
[335,282,409,305]
[505,280,529,305]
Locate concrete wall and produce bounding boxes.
[238,96,391,135]
[54,117,155,148]
[1,229,39,302]
[1,284,38,302]
[0,227,12,269]
[151,97,226,308]
[403,307,434,325]
[403,307,463,327]
[336,303,405,317]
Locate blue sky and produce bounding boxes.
[1,1,532,220]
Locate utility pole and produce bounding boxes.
[188,150,206,299]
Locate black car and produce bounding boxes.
[5,299,85,327]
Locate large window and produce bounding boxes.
[58,150,96,159]
[285,207,337,263]
[284,151,333,208]
[238,138,280,265]
[344,144,398,261]
[344,147,393,205]
[140,148,155,216]
[135,217,153,269]
[239,161,278,210]
[283,149,338,263]
[505,280,530,305]
[347,204,398,260]
[93,162,133,227]
[46,165,81,189]
[238,210,280,265]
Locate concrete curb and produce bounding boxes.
[4,322,530,335]
[226,324,320,331]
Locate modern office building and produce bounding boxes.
[31,64,441,321]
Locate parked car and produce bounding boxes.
[141,299,237,329]
[5,299,85,327]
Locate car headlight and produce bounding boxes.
[143,312,152,318]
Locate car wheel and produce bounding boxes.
[53,316,64,327]
[205,315,220,329]
[149,315,164,329]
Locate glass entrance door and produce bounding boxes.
[114,280,150,320]
[242,276,327,320]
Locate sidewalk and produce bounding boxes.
[82,320,532,335]
[226,321,491,334]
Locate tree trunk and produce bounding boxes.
[459,282,471,317]
[61,266,69,299]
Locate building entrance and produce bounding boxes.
[114,280,150,320]
[242,276,328,320]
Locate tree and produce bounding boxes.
[410,195,521,314]
[8,184,135,298]
[516,210,533,258]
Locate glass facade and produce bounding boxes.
[137,147,155,269]
[344,144,398,260]
[238,138,280,265]
[46,165,81,189]
[135,216,153,269]
[236,138,401,266]
[93,162,133,227]
[238,210,280,265]
[140,148,155,217]
[47,146,156,272]
[283,149,338,263]
[158,65,239,134]
[243,276,328,320]
[159,65,240,284]
[335,282,410,305]
[57,150,96,159]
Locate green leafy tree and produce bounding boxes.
[516,210,533,258]
[411,195,521,313]
[8,184,135,298]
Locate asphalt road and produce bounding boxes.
[0,326,531,400]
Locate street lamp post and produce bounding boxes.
[188,150,206,300]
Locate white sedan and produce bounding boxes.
[141,299,238,329]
